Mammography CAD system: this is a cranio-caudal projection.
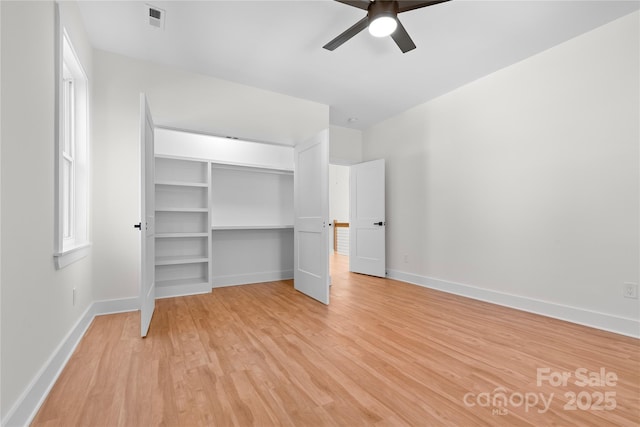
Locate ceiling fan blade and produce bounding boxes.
[334,0,371,10]
[396,0,450,13]
[323,16,369,51]
[390,19,416,53]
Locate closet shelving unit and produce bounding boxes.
[153,127,296,295]
[210,163,294,288]
[154,156,212,298]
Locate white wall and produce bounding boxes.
[363,12,639,335]
[330,125,363,164]
[212,229,294,287]
[330,164,350,255]
[328,125,360,254]
[92,50,329,301]
[1,0,94,421]
[330,164,350,223]
[97,51,327,147]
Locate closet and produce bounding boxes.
[211,164,294,287]
[153,128,294,298]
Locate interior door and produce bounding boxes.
[139,94,156,337]
[349,159,386,277]
[294,129,330,304]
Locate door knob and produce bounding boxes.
[373,221,385,226]
[134,222,142,230]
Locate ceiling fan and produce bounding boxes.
[323,0,451,53]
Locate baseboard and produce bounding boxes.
[155,282,212,299]
[1,297,138,427]
[387,269,640,339]
[212,270,293,288]
[93,297,140,315]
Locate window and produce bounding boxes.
[54,28,90,269]
[62,66,75,240]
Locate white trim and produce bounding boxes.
[53,242,91,269]
[386,269,640,339]
[212,270,293,288]
[0,298,138,427]
[54,13,91,270]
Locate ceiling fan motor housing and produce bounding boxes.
[368,1,399,22]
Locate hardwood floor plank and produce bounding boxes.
[32,254,639,426]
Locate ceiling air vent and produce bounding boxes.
[147,4,165,29]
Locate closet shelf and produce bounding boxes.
[211,163,293,176]
[155,180,208,188]
[156,277,209,288]
[155,256,209,266]
[154,155,211,298]
[212,225,294,230]
[156,232,209,238]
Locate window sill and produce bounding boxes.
[54,242,91,270]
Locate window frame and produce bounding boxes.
[54,9,91,269]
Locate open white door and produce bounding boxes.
[139,94,156,337]
[294,130,330,304]
[349,159,386,277]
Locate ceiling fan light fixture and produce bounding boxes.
[324,0,450,52]
[368,16,397,37]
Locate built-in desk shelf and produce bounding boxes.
[156,207,208,213]
[155,180,208,188]
[156,232,209,239]
[212,225,294,231]
[209,164,294,288]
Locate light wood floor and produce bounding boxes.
[33,254,639,426]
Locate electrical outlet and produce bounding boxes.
[623,283,638,299]
[403,254,409,263]
[73,288,76,306]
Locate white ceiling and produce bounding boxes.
[77,0,639,130]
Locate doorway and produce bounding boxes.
[330,163,351,254]
[329,159,387,279]
[329,164,351,277]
